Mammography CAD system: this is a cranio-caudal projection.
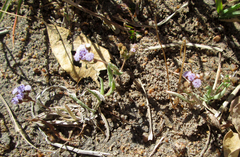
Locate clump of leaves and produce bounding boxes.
[215,0,240,21]
[125,24,141,42]
[202,75,231,104]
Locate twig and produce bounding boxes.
[62,0,127,31]
[98,108,110,142]
[138,79,153,141]
[0,10,28,18]
[213,52,221,90]
[0,94,53,152]
[49,142,112,156]
[215,84,240,119]
[199,124,211,157]
[149,136,165,157]
[157,2,188,26]
[155,16,171,99]
[145,42,223,52]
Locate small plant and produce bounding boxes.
[215,0,240,20]
[167,71,231,113]
[11,84,32,104]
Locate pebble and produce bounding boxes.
[213,35,221,42]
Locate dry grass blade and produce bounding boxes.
[98,108,110,142]
[213,52,222,90]
[177,40,186,92]
[149,136,165,157]
[199,124,211,157]
[62,0,127,31]
[215,84,240,119]
[146,42,224,52]
[154,16,171,100]
[138,79,153,141]
[0,94,53,152]
[157,2,188,26]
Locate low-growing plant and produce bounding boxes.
[215,0,240,21]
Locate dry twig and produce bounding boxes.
[145,42,223,52]
[0,94,53,152]
[157,2,188,26]
[138,79,153,141]
[199,124,211,157]
[213,52,221,90]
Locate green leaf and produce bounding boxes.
[108,63,123,76]
[166,91,193,103]
[87,89,102,103]
[0,0,14,22]
[107,64,113,87]
[99,77,104,95]
[215,0,223,14]
[222,3,240,15]
[64,104,78,120]
[105,79,116,97]
[220,10,240,19]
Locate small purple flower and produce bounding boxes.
[12,84,25,94]
[188,73,196,82]
[74,45,92,62]
[12,84,32,104]
[82,53,94,61]
[183,71,191,78]
[24,85,31,92]
[11,97,19,104]
[16,93,24,100]
[183,71,196,82]
[192,79,201,88]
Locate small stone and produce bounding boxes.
[142,132,149,143]
[213,35,221,42]
[230,63,238,71]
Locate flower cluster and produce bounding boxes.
[183,71,202,88]
[74,44,94,62]
[11,84,32,104]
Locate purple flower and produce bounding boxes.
[183,71,196,82]
[16,93,24,100]
[82,53,94,61]
[74,45,92,62]
[183,71,191,78]
[192,79,201,88]
[24,85,31,92]
[12,84,25,94]
[188,73,196,82]
[11,84,32,104]
[11,97,19,104]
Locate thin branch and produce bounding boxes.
[49,142,112,156]
[154,16,170,98]
[199,124,211,157]
[98,108,110,142]
[149,136,165,157]
[157,2,188,26]
[62,0,127,31]
[146,42,223,52]
[138,79,153,141]
[213,52,221,90]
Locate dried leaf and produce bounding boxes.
[230,96,240,113]
[46,24,111,85]
[223,130,240,157]
[230,96,240,134]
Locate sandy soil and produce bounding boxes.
[0,0,240,156]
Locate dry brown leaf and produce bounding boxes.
[230,96,240,135]
[46,24,111,86]
[223,129,240,157]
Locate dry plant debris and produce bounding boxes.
[47,24,111,85]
